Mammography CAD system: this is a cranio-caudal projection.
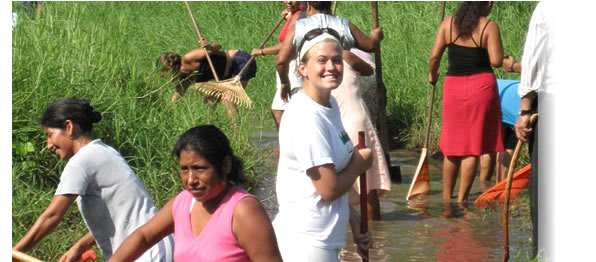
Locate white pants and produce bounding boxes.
[277,234,339,262]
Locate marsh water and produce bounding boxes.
[251,132,532,261]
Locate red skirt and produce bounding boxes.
[439,73,504,156]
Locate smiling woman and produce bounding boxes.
[13,98,174,261]
[109,125,283,262]
[273,31,373,262]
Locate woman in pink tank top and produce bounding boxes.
[109,125,282,262]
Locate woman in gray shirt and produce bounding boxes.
[13,98,174,261]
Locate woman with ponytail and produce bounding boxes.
[110,125,282,262]
[428,1,505,202]
[13,98,174,261]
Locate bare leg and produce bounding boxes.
[495,149,513,182]
[457,156,478,202]
[271,110,284,130]
[367,189,381,221]
[478,153,495,182]
[223,80,250,118]
[478,153,495,191]
[170,92,180,103]
[223,101,238,118]
[443,156,461,200]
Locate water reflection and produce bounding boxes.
[250,133,531,261]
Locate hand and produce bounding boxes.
[351,147,373,174]
[251,48,262,57]
[352,229,372,261]
[281,9,290,19]
[514,114,533,142]
[280,83,291,103]
[503,55,516,73]
[58,245,84,262]
[370,27,384,42]
[428,71,439,85]
[199,39,210,50]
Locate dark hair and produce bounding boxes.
[454,1,489,37]
[172,125,247,186]
[40,98,101,135]
[307,1,332,14]
[157,52,182,75]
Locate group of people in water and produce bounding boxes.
[13,1,535,261]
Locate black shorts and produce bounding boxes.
[502,124,517,150]
[230,51,257,81]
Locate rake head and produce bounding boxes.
[192,77,253,108]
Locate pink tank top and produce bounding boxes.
[278,9,302,43]
[172,186,253,262]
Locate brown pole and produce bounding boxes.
[358,131,369,262]
[371,1,397,185]
[184,1,220,81]
[236,15,286,79]
[331,1,337,15]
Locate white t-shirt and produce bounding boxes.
[55,139,173,261]
[273,92,354,249]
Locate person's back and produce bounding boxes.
[446,15,494,75]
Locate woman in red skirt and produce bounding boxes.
[428,1,505,202]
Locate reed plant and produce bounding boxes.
[12,1,537,260]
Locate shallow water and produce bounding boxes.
[251,132,532,261]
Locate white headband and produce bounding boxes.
[298,33,342,61]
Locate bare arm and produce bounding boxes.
[233,197,283,262]
[342,50,373,76]
[485,21,504,67]
[58,232,95,262]
[180,40,223,74]
[502,56,522,73]
[275,21,296,102]
[428,17,449,84]
[306,148,372,202]
[349,23,383,53]
[108,198,175,262]
[13,194,77,253]
[514,92,536,142]
[252,14,300,57]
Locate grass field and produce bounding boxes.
[12,1,537,260]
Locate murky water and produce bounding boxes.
[251,132,532,261]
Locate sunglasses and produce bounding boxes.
[296,27,342,58]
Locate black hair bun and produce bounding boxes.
[86,103,102,123]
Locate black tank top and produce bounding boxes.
[446,17,493,76]
[191,52,227,82]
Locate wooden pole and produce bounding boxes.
[358,131,369,262]
[184,1,220,81]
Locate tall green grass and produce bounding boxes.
[12,2,537,260]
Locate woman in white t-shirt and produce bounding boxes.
[273,28,373,262]
[13,98,174,261]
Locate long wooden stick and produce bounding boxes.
[184,1,220,81]
[12,250,43,262]
[331,1,337,15]
[370,1,391,166]
[502,114,538,262]
[441,1,446,23]
[235,15,286,80]
[358,131,369,262]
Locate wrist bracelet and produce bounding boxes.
[510,62,516,72]
[519,109,533,116]
[260,48,264,56]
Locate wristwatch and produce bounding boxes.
[519,109,533,116]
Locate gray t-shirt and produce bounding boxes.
[55,139,173,261]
